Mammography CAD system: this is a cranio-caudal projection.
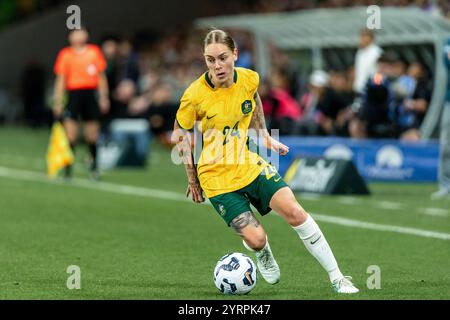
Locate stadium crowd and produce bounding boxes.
[88,26,431,143]
[9,0,446,143]
[217,0,448,18]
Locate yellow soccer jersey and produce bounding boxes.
[176,67,269,198]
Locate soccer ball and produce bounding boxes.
[213,252,257,295]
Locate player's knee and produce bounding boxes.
[285,205,308,227]
[245,233,267,251]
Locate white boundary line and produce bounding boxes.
[422,208,449,217]
[0,165,449,241]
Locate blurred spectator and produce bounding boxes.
[146,83,178,145]
[101,35,120,95]
[261,67,302,135]
[392,61,431,140]
[297,70,351,136]
[297,70,329,136]
[328,69,355,136]
[117,38,140,84]
[107,80,177,148]
[233,31,254,69]
[111,79,137,119]
[236,43,253,69]
[349,53,396,138]
[353,29,383,95]
[104,37,141,124]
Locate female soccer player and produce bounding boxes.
[53,27,110,180]
[173,29,358,294]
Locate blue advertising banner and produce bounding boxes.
[270,137,440,182]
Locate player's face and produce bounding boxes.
[69,29,89,47]
[204,43,238,86]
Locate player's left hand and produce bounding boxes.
[267,137,289,156]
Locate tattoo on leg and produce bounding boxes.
[230,211,260,235]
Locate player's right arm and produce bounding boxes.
[53,74,65,118]
[172,120,204,203]
[173,83,204,203]
[53,49,68,118]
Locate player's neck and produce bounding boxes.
[72,44,88,53]
[210,72,234,89]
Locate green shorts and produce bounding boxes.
[209,165,288,226]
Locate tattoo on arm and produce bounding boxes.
[250,92,269,139]
[230,211,261,235]
[173,120,198,182]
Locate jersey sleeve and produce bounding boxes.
[247,69,260,97]
[93,45,107,73]
[176,84,197,130]
[54,49,68,76]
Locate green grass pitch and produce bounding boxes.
[0,126,449,299]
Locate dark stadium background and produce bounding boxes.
[0,0,449,301]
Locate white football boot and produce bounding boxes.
[243,239,280,285]
[332,276,359,294]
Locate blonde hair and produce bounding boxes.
[204,29,236,52]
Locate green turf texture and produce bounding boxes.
[0,126,449,299]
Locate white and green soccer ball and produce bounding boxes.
[213,252,257,295]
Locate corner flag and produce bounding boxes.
[46,122,74,178]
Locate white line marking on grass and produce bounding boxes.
[298,193,321,201]
[311,214,450,241]
[375,201,403,210]
[423,208,449,217]
[337,196,363,205]
[0,166,449,241]
[0,165,190,203]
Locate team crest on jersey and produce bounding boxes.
[241,100,253,115]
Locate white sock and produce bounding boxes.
[242,235,267,254]
[242,236,277,263]
[292,215,344,283]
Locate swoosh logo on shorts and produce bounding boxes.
[206,114,217,120]
[274,177,281,182]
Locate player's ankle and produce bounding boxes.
[329,268,344,283]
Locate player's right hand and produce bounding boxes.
[99,96,110,114]
[53,104,63,119]
[186,180,205,203]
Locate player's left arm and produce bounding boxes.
[98,72,110,114]
[250,92,289,156]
